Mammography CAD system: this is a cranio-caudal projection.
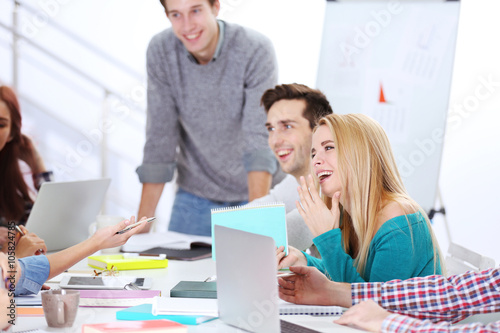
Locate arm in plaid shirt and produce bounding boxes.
[352,268,500,332]
[382,313,500,333]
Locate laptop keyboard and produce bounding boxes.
[280,320,321,333]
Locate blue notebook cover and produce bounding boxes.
[211,202,288,260]
[115,304,216,325]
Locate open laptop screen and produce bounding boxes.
[214,225,280,332]
[25,178,111,252]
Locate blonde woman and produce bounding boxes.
[277,114,442,282]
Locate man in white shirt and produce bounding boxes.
[252,83,333,250]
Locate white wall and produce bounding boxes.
[2,0,499,262]
[437,0,500,264]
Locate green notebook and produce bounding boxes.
[210,202,288,260]
[170,281,217,299]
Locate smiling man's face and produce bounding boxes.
[266,99,313,180]
[165,0,220,64]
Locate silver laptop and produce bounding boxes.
[214,225,322,333]
[25,178,111,252]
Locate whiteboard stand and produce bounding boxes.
[315,1,460,216]
[429,187,451,243]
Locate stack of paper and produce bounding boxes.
[79,289,161,308]
[121,231,211,252]
[14,294,42,306]
[121,231,212,261]
[152,296,218,317]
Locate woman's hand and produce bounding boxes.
[335,300,390,332]
[296,175,341,237]
[90,216,149,250]
[15,225,47,258]
[276,245,307,270]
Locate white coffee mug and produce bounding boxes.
[41,290,80,328]
[88,215,125,254]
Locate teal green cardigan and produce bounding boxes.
[303,212,441,282]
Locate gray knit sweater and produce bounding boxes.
[137,21,280,202]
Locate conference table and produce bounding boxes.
[13,255,364,332]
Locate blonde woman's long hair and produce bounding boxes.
[315,114,443,278]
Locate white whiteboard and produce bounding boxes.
[316,0,460,213]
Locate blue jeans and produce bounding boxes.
[168,188,248,236]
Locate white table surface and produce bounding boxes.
[12,255,364,333]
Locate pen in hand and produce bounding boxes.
[15,225,46,255]
[16,225,25,236]
[115,217,156,234]
[15,225,25,237]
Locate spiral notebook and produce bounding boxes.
[279,300,343,316]
[210,202,288,260]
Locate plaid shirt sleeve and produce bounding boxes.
[352,268,500,324]
[382,313,500,333]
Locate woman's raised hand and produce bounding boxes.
[296,174,341,237]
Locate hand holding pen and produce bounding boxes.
[15,225,47,257]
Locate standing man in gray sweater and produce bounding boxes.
[136,0,281,236]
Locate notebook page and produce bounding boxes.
[278,299,344,316]
[152,296,218,317]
